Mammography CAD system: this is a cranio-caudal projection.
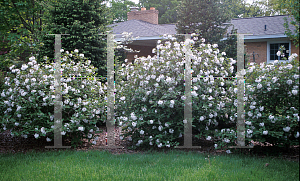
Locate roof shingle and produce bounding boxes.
[107,15,297,39]
[229,15,297,36]
[108,19,176,38]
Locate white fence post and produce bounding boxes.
[229,34,253,149]
[45,34,71,149]
[96,32,123,149]
[176,34,201,149]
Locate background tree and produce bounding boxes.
[283,0,299,47]
[109,0,136,24]
[221,0,282,19]
[0,0,54,93]
[176,0,230,45]
[139,0,180,24]
[268,0,300,47]
[220,0,245,19]
[38,0,111,80]
[0,0,50,71]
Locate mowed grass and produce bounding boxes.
[0,149,298,181]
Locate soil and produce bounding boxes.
[0,126,299,162]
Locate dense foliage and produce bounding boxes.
[176,0,230,45]
[0,50,107,148]
[37,0,110,80]
[113,35,299,150]
[114,35,239,150]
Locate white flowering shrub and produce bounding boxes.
[114,35,240,150]
[243,55,299,148]
[0,49,107,148]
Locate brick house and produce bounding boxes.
[108,7,176,63]
[108,8,299,64]
[228,15,299,65]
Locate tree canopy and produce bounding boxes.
[139,0,180,24]
[0,0,50,70]
[109,0,136,23]
[176,0,230,45]
[37,0,111,78]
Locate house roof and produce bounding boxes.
[108,20,176,41]
[107,15,297,42]
[228,15,297,40]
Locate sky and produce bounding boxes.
[129,0,139,5]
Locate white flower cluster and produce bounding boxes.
[115,34,299,149]
[1,50,106,143]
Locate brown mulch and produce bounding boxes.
[0,126,299,162]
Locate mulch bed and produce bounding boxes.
[0,126,299,162]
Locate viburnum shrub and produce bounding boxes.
[0,49,107,148]
[114,34,241,150]
[242,52,299,149]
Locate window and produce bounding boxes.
[267,41,291,64]
[270,43,289,60]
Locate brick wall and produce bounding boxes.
[126,44,155,63]
[127,7,159,25]
[245,41,299,65]
[291,43,299,61]
[245,42,267,65]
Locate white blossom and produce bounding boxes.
[287,79,293,85]
[199,116,205,121]
[224,138,230,143]
[292,90,298,95]
[260,106,264,112]
[132,122,137,127]
[34,133,39,138]
[158,125,163,131]
[257,83,262,89]
[247,129,253,134]
[245,121,252,125]
[283,126,290,132]
[191,91,198,97]
[248,111,253,117]
[276,51,281,57]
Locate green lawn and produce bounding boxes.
[0,149,298,181]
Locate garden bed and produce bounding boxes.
[0,127,298,162]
